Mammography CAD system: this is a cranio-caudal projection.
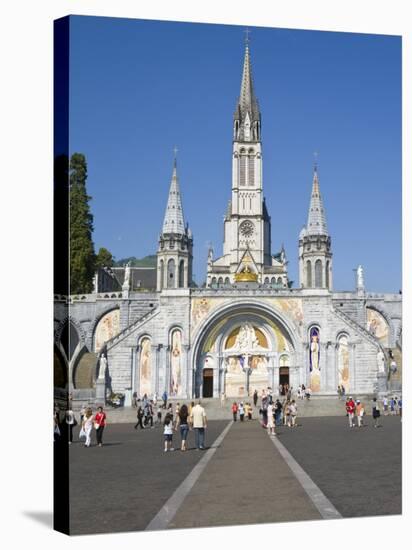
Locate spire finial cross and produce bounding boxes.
[313,150,318,170]
[173,145,178,160]
[244,28,251,45]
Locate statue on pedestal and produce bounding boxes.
[123,262,131,289]
[357,265,365,290]
[98,354,108,380]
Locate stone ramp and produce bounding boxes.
[168,420,321,529]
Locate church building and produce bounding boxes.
[55,40,402,403]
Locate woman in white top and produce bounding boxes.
[82,408,94,447]
[267,403,276,436]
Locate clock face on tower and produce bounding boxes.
[239,220,254,238]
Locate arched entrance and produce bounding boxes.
[202,368,213,397]
[191,301,299,398]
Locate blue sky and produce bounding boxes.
[69,16,401,292]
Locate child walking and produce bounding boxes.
[163,413,175,452]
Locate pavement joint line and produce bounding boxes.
[145,421,234,531]
[269,434,342,520]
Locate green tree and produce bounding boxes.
[69,153,95,294]
[96,247,114,269]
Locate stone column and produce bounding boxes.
[350,343,356,393]
[151,344,158,397]
[158,344,167,394]
[320,342,327,392]
[134,345,141,397]
[182,344,190,398]
[165,345,171,394]
[303,343,309,387]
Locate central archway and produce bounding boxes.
[191,300,300,398]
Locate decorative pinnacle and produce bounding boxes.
[244,28,251,45]
[173,145,178,167]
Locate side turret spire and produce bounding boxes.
[162,153,185,235]
[306,164,328,236]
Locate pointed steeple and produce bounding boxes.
[233,38,261,142]
[162,156,185,235]
[306,165,328,236]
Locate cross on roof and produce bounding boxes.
[244,28,251,44]
[173,145,178,160]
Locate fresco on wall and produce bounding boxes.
[94,309,120,352]
[309,326,321,392]
[337,335,350,391]
[366,308,389,347]
[269,298,304,325]
[170,330,183,397]
[139,337,152,397]
[225,356,246,397]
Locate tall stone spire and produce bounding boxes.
[162,157,185,235]
[306,165,328,236]
[233,38,261,142]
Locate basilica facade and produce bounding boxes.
[55,42,402,402]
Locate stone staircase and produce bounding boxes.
[387,345,402,392]
[91,395,378,423]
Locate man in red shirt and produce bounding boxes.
[95,406,107,447]
[345,397,356,428]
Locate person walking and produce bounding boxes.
[134,406,145,429]
[274,399,282,427]
[398,397,402,420]
[246,402,253,420]
[266,401,276,436]
[253,389,258,407]
[162,390,168,409]
[346,396,356,428]
[65,408,77,444]
[290,400,298,428]
[231,401,238,422]
[163,413,174,452]
[383,397,389,415]
[261,393,269,427]
[239,402,245,422]
[175,403,190,451]
[190,400,207,450]
[390,397,396,415]
[82,408,94,447]
[372,397,381,427]
[94,406,107,447]
[355,400,364,428]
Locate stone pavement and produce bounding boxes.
[67,416,401,535]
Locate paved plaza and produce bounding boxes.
[66,415,401,535]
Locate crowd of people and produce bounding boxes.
[54,385,402,449]
[344,394,402,428]
[54,403,107,447]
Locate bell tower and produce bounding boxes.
[299,163,333,290]
[157,152,193,291]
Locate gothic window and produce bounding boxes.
[224,277,230,285]
[325,260,330,289]
[271,277,276,286]
[167,259,175,288]
[159,260,164,290]
[315,259,323,288]
[211,277,217,287]
[264,277,269,284]
[178,260,185,288]
[248,151,254,186]
[239,152,246,186]
[218,277,223,286]
[277,277,282,285]
[306,260,312,288]
[169,239,175,249]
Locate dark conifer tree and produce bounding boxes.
[69,153,95,294]
[95,247,114,269]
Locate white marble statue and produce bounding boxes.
[357,265,364,289]
[98,354,108,380]
[228,322,261,352]
[376,349,385,374]
[123,262,131,289]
